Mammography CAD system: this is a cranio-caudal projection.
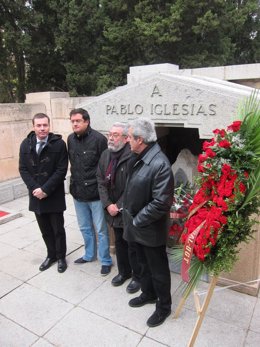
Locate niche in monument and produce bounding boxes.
[156,126,204,174]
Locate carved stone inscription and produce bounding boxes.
[105,85,217,117]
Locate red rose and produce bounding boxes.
[203,139,216,151]
[227,121,242,132]
[198,164,204,172]
[221,164,232,175]
[213,129,226,137]
[198,154,208,163]
[205,148,216,158]
[219,140,231,148]
[239,182,246,194]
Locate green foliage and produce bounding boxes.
[0,0,31,101]
[25,0,67,93]
[238,92,260,208]
[205,200,259,275]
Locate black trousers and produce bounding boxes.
[113,227,141,280]
[35,212,67,260]
[135,242,171,314]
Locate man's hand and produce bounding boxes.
[107,204,119,216]
[33,188,47,200]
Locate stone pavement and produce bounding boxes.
[0,195,259,347]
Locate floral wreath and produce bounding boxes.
[173,93,260,298]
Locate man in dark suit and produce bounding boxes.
[19,113,68,273]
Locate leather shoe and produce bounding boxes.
[74,257,88,264]
[39,257,56,271]
[129,294,157,307]
[57,259,67,273]
[112,273,131,287]
[126,279,141,294]
[147,310,171,327]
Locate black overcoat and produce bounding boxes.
[123,143,174,247]
[97,143,131,228]
[19,131,68,214]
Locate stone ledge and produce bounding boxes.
[0,176,71,204]
[217,277,260,297]
[0,178,28,204]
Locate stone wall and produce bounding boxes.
[0,103,46,182]
[0,93,91,184]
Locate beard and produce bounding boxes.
[108,141,125,152]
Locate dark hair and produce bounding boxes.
[32,113,50,125]
[69,108,90,121]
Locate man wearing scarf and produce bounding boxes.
[123,117,174,328]
[97,122,141,294]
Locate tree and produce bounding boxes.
[133,0,260,68]
[0,0,31,102]
[0,0,259,102]
[94,0,142,94]
[25,0,67,93]
[49,0,105,96]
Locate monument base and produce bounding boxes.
[217,277,259,297]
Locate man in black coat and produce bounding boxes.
[97,122,141,293]
[123,117,174,327]
[19,113,68,273]
[67,108,112,276]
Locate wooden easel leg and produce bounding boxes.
[188,276,218,347]
[173,296,187,318]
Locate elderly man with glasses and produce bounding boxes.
[97,122,141,294]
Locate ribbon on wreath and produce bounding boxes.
[170,212,187,219]
[181,200,208,282]
[181,220,206,282]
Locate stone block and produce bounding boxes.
[13,180,28,199]
[172,148,198,186]
[0,186,14,204]
[127,63,179,84]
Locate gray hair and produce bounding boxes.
[129,117,157,144]
[112,122,129,136]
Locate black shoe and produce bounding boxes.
[147,310,171,327]
[129,295,157,308]
[39,257,56,271]
[74,257,88,264]
[101,265,111,276]
[112,273,131,287]
[126,279,141,294]
[57,259,67,273]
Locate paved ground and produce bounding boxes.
[0,194,259,347]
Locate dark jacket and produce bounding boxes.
[19,131,68,214]
[123,143,174,247]
[67,126,107,201]
[97,143,131,228]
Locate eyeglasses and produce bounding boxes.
[107,132,121,139]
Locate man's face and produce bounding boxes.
[128,127,142,154]
[107,126,128,152]
[33,117,50,140]
[70,113,89,135]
